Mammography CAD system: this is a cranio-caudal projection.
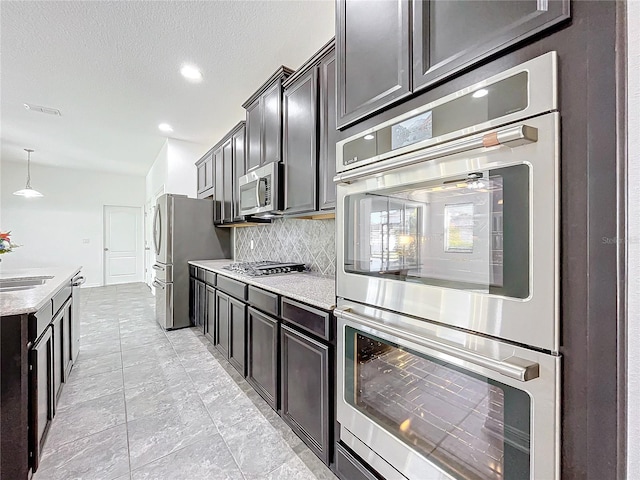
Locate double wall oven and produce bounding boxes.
[335,53,560,480]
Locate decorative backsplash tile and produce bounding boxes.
[234,218,336,275]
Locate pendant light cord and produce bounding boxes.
[25,149,33,188]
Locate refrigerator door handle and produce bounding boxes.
[153,206,161,256]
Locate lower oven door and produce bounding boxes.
[335,303,560,480]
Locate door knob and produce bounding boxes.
[104,248,109,251]
[145,247,150,250]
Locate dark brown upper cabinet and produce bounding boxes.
[232,123,246,221]
[412,0,570,93]
[195,149,214,199]
[211,121,245,225]
[242,67,294,173]
[283,66,318,215]
[336,0,411,129]
[318,48,337,210]
[336,0,570,129]
[282,39,336,216]
[213,146,224,222]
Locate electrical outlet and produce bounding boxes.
[82,238,90,244]
[250,240,254,250]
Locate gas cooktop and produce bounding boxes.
[222,261,307,277]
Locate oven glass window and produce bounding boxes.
[345,327,531,479]
[240,181,258,210]
[344,164,529,298]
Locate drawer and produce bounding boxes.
[216,275,247,301]
[281,297,331,341]
[335,443,382,480]
[204,270,216,287]
[196,267,206,281]
[189,265,197,277]
[29,301,53,342]
[52,284,72,315]
[248,286,279,317]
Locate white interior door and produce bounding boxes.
[144,200,155,287]
[104,205,143,285]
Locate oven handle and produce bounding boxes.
[334,124,538,184]
[334,307,540,382]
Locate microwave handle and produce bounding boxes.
[334,307,540,382]
[335,124,538,184]
[256,178,267,207]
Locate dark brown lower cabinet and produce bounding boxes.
[197,280,207,328]
[215,291,230,357]
[61,299,73,382]
[51,309,64,403]
[204,285,216,344]
[247,306,279,410]
[228,297,246,376]
[189,277,196,326]
[281,324,330,464]
[29,326,54,472]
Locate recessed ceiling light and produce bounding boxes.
[158,123,173,133]
[472,88,489,99]
[180,64,203,82]
[364,134,375,140]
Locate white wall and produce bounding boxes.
[628,2,640,478]
[145,138,207,202]
[0,161,145,287]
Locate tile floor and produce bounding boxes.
[34,283,337,480]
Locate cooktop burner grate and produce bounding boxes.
[223,261,307,276]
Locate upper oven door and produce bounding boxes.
[336,112,559,352]
[335,302,560,480]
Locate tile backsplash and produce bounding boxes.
[234,217,336,275]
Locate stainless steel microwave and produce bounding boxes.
[238,161,281,217]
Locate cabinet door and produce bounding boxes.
[51,309,64,404]
[204,285,216,344]
[197,281,207,328]
[223,140,233,223]
[247,307,279,409]
[319,50,337,210]
[412,0,570,93]
[62,299,73,382]
[280,325,330,464]
[283,67,318,215]
[29,326,54,472]
[336,0,411,128]
[232,125,246,220]
[189,277,196,326]
[228,297,246,376]
[197,154,214,198]
[215,291,230,358]
[246,99,262,172]
[262,81,283,166]
[213,146,224,223]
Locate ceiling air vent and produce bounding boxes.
[23,103,62,116]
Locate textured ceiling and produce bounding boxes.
[0,1,335,176]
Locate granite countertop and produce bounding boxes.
[189,259,336,310]
[0,266,82,316]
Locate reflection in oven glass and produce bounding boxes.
[351,333,531,480]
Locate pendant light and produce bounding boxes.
[13,149,43,198]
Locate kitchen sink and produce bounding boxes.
[0,276,52,292]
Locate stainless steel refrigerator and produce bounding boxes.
[152,194,231,329]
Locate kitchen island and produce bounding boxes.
[0,266,83,480]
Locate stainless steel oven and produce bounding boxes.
[335,301,560,480]
[239,161,281,217]
[335,52,559,353]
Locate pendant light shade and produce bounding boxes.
[13,149,43,198]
